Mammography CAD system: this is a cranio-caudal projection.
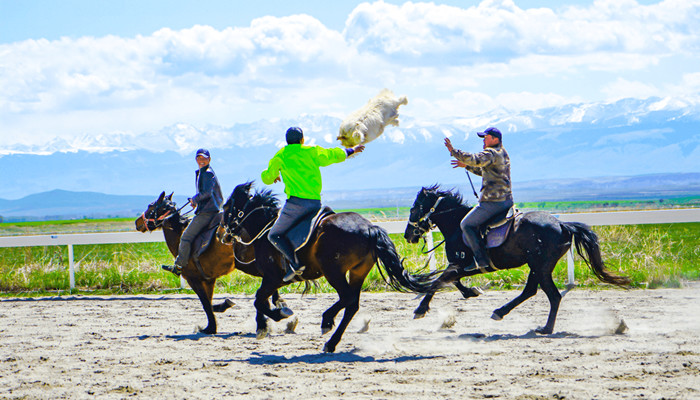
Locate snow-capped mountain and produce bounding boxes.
[0,97,698,205]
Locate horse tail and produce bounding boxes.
[369,225,437,293]
[563,222,631,287]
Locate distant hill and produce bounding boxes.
[1,173,698,222]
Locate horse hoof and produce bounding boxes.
[535,327,553,335]
[275,300,289,309]
[473,287,485,296]
[490,312,503,321]
[285,317,298,334]
[256,328,269,340]
[413,312,426,320]
[321,326,332,335]
[199,327,216,335]
[225,298,235,308]
[280,307,294,318]
[323,343,335,353]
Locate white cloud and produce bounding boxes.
[1,0,700,150]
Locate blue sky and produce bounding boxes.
[1,0,699,152]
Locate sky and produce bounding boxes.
[1,0,700,150]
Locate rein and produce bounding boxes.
[142,202,193,232]
[225,205,278,246]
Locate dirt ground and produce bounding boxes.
[1,285,699,399]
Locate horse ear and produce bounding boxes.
[158,191,165,202]
[167,192,174,200]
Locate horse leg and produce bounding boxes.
[535,269,562,334]
[188,277,218,334]
[413,264,464,318]
[212,298,235,313]
[323,286,362,353]
[491,270,539,321]
[454,280,483,299]
[271,290,289,310]
[253,281,293,340]
[413,292,435,319]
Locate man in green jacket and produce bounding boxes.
[261,126,365,281]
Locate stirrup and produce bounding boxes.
[161,264,182,276]
[283,265,305,282]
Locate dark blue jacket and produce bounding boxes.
[191,165,223,214]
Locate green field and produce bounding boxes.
[1,210,698,296]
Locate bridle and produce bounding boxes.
[222,201,277,246]
[407,196,445,237]
[141,202,190,232]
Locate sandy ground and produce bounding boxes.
[1,286,699,400]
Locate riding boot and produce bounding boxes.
[272,236,305,282]
[462,226,493,271]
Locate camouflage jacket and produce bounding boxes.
[450,144,512,202]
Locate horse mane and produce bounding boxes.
[423,184,467,209]
[252,187,280,211]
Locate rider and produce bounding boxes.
[444,127,513,270]
[261,127,365,282]
[162,148,224,276]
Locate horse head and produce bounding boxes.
[135,191,178,232]
[221,181,279,244]
[404,185,464,243]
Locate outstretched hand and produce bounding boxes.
[273,176,281,184]
[353,144,365,154]
[444,137,454,153]
[451,159,467,169]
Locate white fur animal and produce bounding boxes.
[337,89,408,148]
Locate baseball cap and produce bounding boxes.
[195,148,211,158]
[476,127,502,140]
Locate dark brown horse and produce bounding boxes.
[135,191,289,334]
[404,185,630,334]
[220,182,436,353]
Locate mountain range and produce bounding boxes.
[1,172,698,222]
[0,96,698,220]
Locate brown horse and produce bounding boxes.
[220,182,437,353]
[135,191,289,334]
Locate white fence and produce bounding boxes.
[1,209,699,289]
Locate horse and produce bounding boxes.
[134,191,289,334]
[220,182,436,353]
[404,185,630,334]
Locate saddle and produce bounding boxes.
[462,206,521,249]
[192,212,223,261]
[288,206,335,252]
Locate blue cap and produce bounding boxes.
[477,127,502,140]
[195,148,210,158]
[286,127,304,144]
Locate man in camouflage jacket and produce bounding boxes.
[444,127,513,270]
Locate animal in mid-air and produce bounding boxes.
[337,89,408,148]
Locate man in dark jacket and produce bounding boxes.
[444,127,513,271]
[162,148,224,276]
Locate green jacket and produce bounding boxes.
[261,144,347,200]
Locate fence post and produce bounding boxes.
[567,239,575,286]
[425,230,437,271]
[68,244,76,290]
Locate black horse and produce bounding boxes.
[220,182,435,353]
[404,185,630,334]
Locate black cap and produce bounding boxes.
[286,127,304,144]
[195,148,211,158]
[476,127,502,141]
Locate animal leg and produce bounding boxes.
[212,298,235,313]
[323,287,361,353]
[491,270,539,321]
[189,278,218,334]
[535,269,562,334]
[414,264,464,318]
[413,292,434,319]
[454,280,483,299]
